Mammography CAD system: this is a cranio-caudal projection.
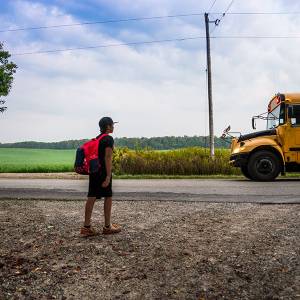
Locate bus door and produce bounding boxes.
[286,104,300,162]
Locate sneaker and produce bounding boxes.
[80,226,98,237]
[102,223,122,235]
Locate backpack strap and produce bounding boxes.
[97,133,109,142]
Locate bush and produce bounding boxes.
[117,147,240,175]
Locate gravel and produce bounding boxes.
[0,199,299,299]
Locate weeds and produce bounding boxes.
[115,147,240,175]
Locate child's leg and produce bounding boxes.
[104,197,112,227]
[84,197,96,226]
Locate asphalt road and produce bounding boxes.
[0,178,299,203]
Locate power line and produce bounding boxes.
[0,13,207,33]
[224,0,235,14]
[11,36,206,56]
[213,35,300,38]
[208,0,218,13]
[220,12,300,15]
[2,11,300,33]
[210,0,235,34]
[11,35,300,56]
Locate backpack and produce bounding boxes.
[74,134,108,175]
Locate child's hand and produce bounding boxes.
[102,176,110,188]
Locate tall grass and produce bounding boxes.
[115,147,240,175]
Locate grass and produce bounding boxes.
[117,147,240,176]
[0,148,74,173]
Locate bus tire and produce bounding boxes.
[247,150,281,181]
[240,166,253,180]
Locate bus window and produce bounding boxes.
[291,105,300,126]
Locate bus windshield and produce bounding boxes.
[267,103,285,129]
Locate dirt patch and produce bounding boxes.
[0,200,299,299]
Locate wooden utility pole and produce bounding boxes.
[204,13,215,158]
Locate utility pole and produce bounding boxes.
[204,13,215,158]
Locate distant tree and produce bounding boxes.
[0,136,229,149]
[0,42,17,113]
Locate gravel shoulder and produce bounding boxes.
[0,199,299,299]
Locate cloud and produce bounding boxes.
[1,0,300,142]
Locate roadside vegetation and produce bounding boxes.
[0,147,240,175]
[115,147,239,175]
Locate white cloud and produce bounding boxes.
[1,0,300,142]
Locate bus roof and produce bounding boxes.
[268,93,300,111]
[269,93,300,104]
[282,93,300,102]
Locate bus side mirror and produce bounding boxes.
[252,117,256,130]
[288,106,293,118]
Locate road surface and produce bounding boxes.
[0,178,299,203]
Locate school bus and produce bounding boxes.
[228,93,300,181]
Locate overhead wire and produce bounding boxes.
[0,13,208,33]
[224,0,235,14]
[6,2,300,57]
[11,36,206,56]
[210,0,235,34]
[1,10,300,33]
[11,35,300,56]
[208,0,218,13]
[213,35,300,38]
[219,12,300,15]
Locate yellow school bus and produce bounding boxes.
[229,93,300,181]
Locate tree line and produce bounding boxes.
[0,136,229,150]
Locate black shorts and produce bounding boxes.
[87,172,112,199]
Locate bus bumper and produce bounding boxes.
[229,153,249,167]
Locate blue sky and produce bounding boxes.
[0,0,300,142]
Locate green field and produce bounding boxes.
[0,148,75,172]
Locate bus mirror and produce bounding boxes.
[252,117,256,130]
[288,106,293,118]
[224,125,231,133]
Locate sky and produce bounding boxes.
[0,0,300,142]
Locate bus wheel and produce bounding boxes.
[247,150,281,181]
[240,166,253,180]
